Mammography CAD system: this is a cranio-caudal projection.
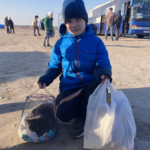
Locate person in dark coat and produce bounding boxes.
[8,17,15,34]
[114,10,122,40]
[4,16,9,34]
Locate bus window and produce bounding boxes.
[121,3,125,17]
[58,13,64,30]
[58,15,63,21]
[132,0,150,20]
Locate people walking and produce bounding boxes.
[114,10,122,40]
[105,8,115,41]
[43,11,53,48]
[32,15,41,36]
[4,16,9,34]
[8,17,15,34]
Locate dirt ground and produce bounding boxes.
[0,28,150,150]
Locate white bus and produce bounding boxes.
[58,13,64,30]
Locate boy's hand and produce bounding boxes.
[37,82,46,89]
[100,75,110,84]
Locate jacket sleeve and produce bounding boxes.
[115,15,119,24]
[94,39,112,83]
[38,39,62,86]
[44,17,49,30]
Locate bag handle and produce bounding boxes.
[29,88,53,97]
[106,80,115,94]
[21,88,53,118]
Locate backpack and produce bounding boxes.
[39,18,45,30]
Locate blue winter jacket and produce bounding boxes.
[38,24,112,91]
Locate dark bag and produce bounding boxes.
[39,18,45,30]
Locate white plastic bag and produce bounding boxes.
[84,81,136,150]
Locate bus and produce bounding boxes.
[88,0,150,38]
[58,13,64,30]
[0,24,4,29]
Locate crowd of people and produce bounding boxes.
[4,16,15,34]
[4,12,54,48]
[4,8,121,47]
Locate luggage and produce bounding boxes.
[84,81,136,150]
[50,30,55,38]
[39,18,45,30]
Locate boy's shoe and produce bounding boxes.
[111,39,114,41]
[69,116,84,139]
[38,34,41,36]
[34,34,37,36]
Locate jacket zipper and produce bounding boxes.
[75,37,83,87]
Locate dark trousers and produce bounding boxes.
[34,26,40,35]
[43,30,52,46]
[56,81,99,123]
[10,26,15,33]
[115,27,119,40]
[6,26,9,33]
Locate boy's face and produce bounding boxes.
[65,18,86,36]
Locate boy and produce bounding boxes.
[38,0,112,139]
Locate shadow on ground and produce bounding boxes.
[0,51,50,84]
[0,102,24,115]
[0,87,149,150]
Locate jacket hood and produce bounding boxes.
[59,23,94,38]
[45,15,49,18]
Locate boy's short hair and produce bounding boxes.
[109,7,113,11]
[62,0,88,23]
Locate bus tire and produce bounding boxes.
[137,35,144,38]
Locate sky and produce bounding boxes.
[0,0,108,27]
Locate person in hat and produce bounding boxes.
[43,11,54,48]
[32,15,41,36]
[4,16,9,34]
[38,0,112,138]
